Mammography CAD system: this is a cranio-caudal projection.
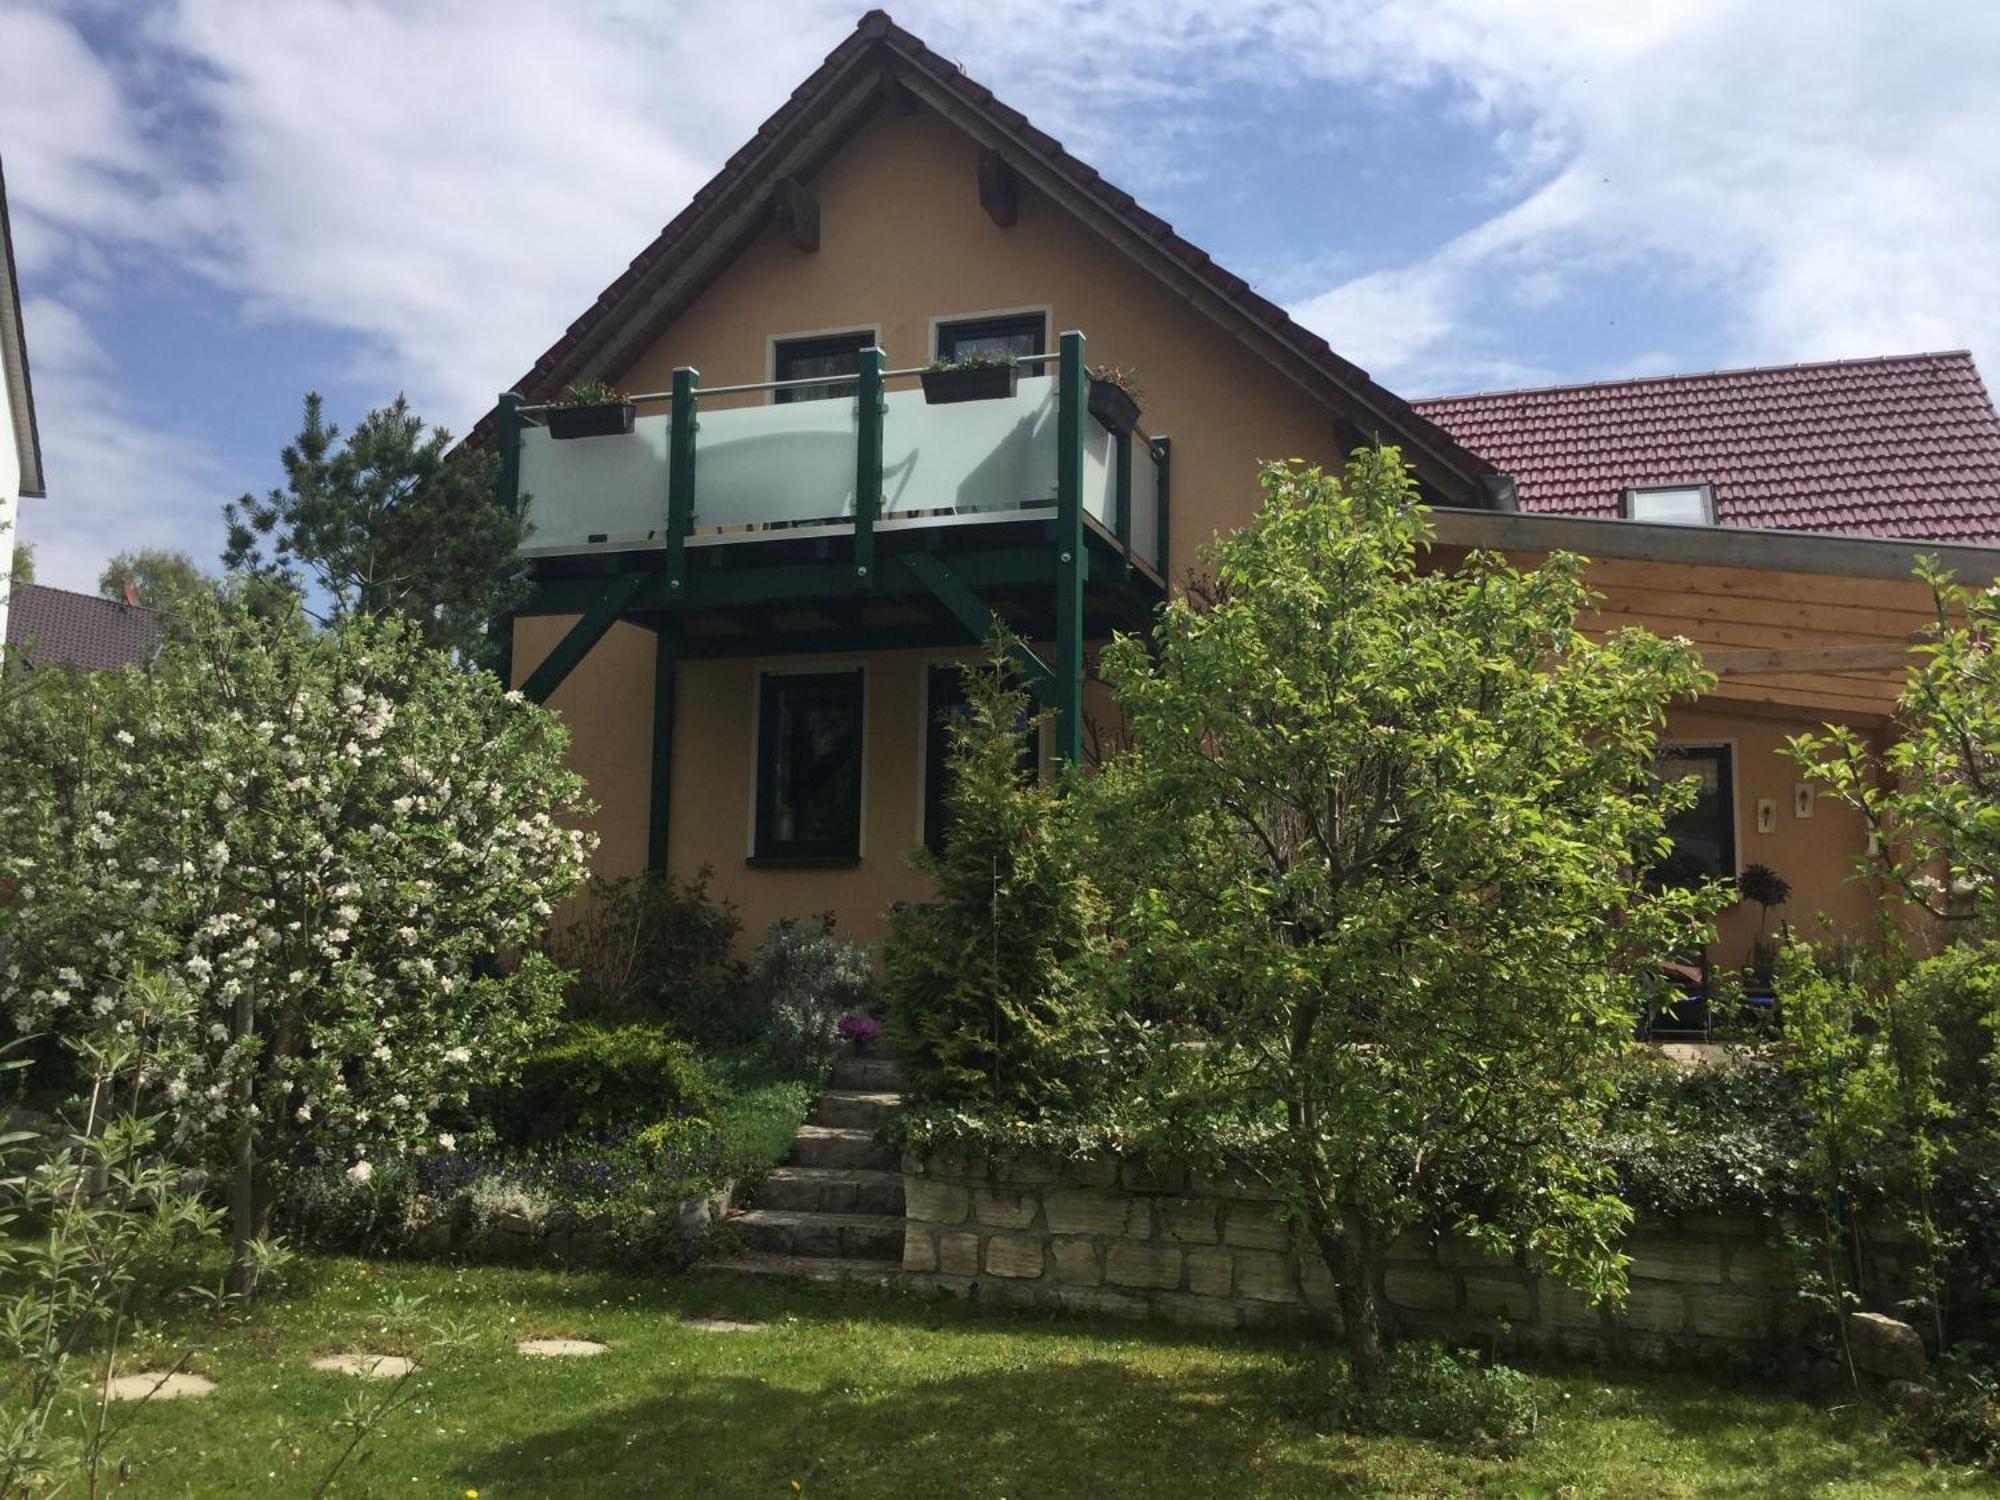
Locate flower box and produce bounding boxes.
[921,363,1019,405]
[547,401,636,440]
[1087,376,1140,435]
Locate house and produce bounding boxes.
[0,152,48,666]
[491,11,2000,969]
[3,583,160,671]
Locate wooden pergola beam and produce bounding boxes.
[1701,639,1923,677]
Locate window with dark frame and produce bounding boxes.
[922,663,1039,855]
[772,330,875,404]
[755,670,865,862]
[934,312,1047,364]
[1653,743,1736,883]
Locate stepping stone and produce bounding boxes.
[517,1338,607,1358]
[681,1316,764,1333]
[311,1353,416,1378]
[103,1371,214,1401]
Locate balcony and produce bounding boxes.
[502,334,1166,580]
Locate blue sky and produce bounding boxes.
[5,0,1999,590]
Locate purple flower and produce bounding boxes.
[837,1014,881,1045]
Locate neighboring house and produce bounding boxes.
[0,152,48,666]
[488,10,2000,969]
[3,583,160,671]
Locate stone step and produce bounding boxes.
[695,1250,901,1287]
[829,1054,906,1092]
[790,1124,896,1172]
[736,1208,904,1261]
[812,1089,903,1131]
[758,1166,905,1217]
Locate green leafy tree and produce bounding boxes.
[7,541,31,588]
[0,600,594,1295]
[882,647,1110,1113]
[222,393,526,666]
[1094,452,1720,1387]
[97,548,217,617]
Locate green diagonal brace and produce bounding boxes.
[519,571,649,704]
[897,552,1056,699]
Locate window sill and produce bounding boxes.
[746,854,862,870]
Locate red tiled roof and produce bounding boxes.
[471,10,1498,500]
[1413,351,2000,544]
[6,583,160,670]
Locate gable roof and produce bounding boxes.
[0,154,43,499]
[5,583,160,670]
[475,9,1500,503]
[1414,351,2000,544]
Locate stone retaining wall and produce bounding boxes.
[898,1146,1898,1366]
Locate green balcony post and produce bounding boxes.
[1113,426,1134,576]
[666,366,700,595]
[854,346,885,585]
[647,629,677,872]
[1152,435,1172,578]
[1054,329,1087,765]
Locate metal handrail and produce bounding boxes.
[517,349,1061,415]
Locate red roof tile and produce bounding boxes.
[6,583,160,670]
[1413,352,2000,544]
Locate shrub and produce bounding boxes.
[711,1080,814,1180]
[747,916,876,1082]
[487,1023,723,1145]
[546,868,745,1034]
[1895,1343,2000,1470]
[882,644,1110,1113]
[1291,1343,1538,1453]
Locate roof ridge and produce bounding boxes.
[1413,350,1979,406]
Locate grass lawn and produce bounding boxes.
[82,1255,1977,1498]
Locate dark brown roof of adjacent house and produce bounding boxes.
[5,583,160,670]
[1414,351,2000,544]
[472,9,1500,502]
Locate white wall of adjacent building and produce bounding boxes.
[0,334,19,661]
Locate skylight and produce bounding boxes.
[1622,483,1715,525]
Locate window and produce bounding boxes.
[1622,483,1716,525]
[773,330,875,404]
[755,671,864,861]
[934,312,1047,364]
[922,664,1038,854]
[1653,743,1736,883]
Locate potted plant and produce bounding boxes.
[1739,862,1791,990]
[920,351,1019,405]
[836,1014,882,1053]
[546,379,636,440]
[1087,364,1142,434]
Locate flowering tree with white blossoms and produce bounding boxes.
[0,600,594,1293]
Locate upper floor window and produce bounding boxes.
[773,330,875,404]
[1622,483,1716,525]
[935,312,1046,364]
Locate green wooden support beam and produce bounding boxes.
[492,391,526,686]
[646,628,676,871]
[1113,426,1134,578]
[1053,329,1087,764]
[1152,435,1172,578]
[899,552,1056,694]
[519,571,649,705]
[854,346,884,585]
[666,367,699,596]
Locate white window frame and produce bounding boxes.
[1621,482,1717,526]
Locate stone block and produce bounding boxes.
[1440,1234,1512,1271]
[1850,1312,1926,1380]
[972,1187,1039,1230]
[1057,1287,1147,1320]
[1386,1231,1433,1262]
[1157,1196,1221,1244]
[1155,1292,1243,1330]
[1678,1213,1758,1239]
[1186,1247,1233,1299]
[1234,1249,1301,1303]
[1193,1172,1276,1201]
[1121,1157,1188,1193]
[1463,1273,1531,1319]
[1067,1155,1121,1188]
[1106,1240,1184,1290]
[1626,1238,1723,1285]
[1541,1280,1606,1331]
[1723,1241,1792,1287]
[1052,1238,1103,1286]
[937,1232,980,1278]
[1688,1292,1769,1340]
[1619,1281,1686,1334]
[1383,1267,1457,1313]
[1222,1204,1294,1252]
[1296,1253,1341,1310]
[1046,1189,1147,1238]
[902,1230,938,1273]
[997,1151,1065,1186]
[985,1235,1046,1279]
[904,1179,970,1227]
